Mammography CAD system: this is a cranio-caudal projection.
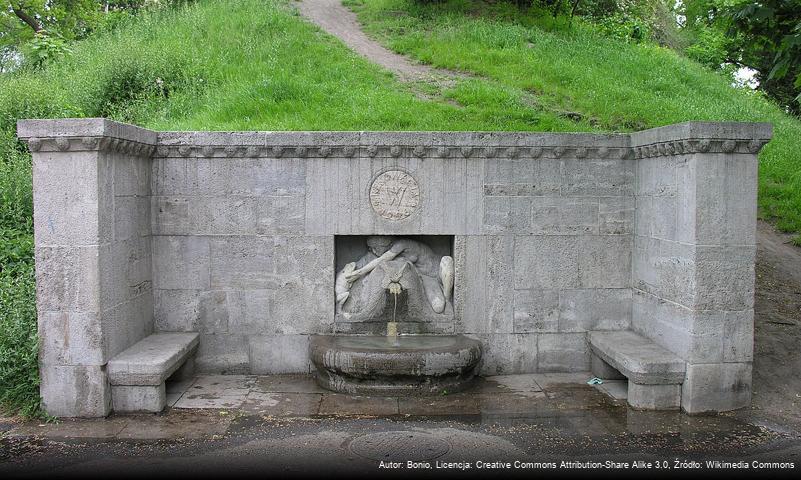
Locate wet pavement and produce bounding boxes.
[1,373,800,477]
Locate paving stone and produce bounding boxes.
[251,374,327,394]
[241,392,322,416]
[398,395,481,416]
[318,394,399,416]
[479,375,543,396]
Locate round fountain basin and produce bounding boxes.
[310,335,482,396]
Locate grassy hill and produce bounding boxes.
[1,0,800,416]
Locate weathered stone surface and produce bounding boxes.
[107,333,199,385]
[152,236,209,290]
[681,362,752,414]
[513,289,559,333]
[558,289,631,332]
[310,335,481,395]
[627,382,681,410]
[111,384,166,413]
[588,330,686,384]
[249,334,310,374]
[40,365,111,417]
[475,333,538,375]
[537,333,589,372]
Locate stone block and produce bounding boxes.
[636,156,677,197]
[225,289,276,335]
[631,289,694,359]
[588,330,685,384]
[34,245,100,312]
[210,236,277,289]
[273,235,333,279]
[273,282,333,334]
[635,195,677,240]
[483,158,562,196]
[537,333,589,372]
[529,197,599,235]
[249,335,310,374]
[101,292,154,361]
[513,289,559,333]
[198,290,230,334]
[632,236,695,307]
[112,384,166,413]
[107,332,199,385]
[559,289,631,332]
[32,151,102,246]
[562,158,634,196]
[514,236,580,289]
[690,154,758,246]
[152,236,209,290]
[482,197,531,233]
[114,196,150,241]
[256,196,305,235]
[474,333,538,375]
[99,236,152,309]
[485,235,515,333]
[154,289,200,332]
[38,311,105,366]
[40,365,111,417]
[591,352,626,380]
[694,245,755,311]
[195,333,250,374]
[112,154,150,197]
[599,196,634,235]
[578,235,631,288]
[681,362,752,413]
[628,383,681,410]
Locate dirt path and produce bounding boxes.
[752,222,801,426]
[296,0,450,82]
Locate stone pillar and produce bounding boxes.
[17,119,157,417]
[630,122,772,413]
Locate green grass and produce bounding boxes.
[0,0,580,418]
[2,0,801,417]
[344,0,801,240]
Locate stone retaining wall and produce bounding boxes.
[18,118,771,416]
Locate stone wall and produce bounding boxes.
[18,118,770,416]
[630,123,764,412]
[19,119,156,416]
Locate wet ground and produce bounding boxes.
[1,372,800,477]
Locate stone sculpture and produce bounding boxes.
[335,236,454,321]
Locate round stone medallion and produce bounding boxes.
[349,431,451,461]
[369,170,420,220]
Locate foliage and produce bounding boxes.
[347,0,801,239]
[679,0,801,115]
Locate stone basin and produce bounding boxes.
[310,335,482,396]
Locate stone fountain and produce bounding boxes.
[310,235,482,395]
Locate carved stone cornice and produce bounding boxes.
[152,144,634,159]
[631,138,769,159]
[25,136,157,157]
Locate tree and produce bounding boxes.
[681,0,801,115]
[725,0,801,114]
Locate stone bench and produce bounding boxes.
[588,330,686,410]
[107,332,199,413]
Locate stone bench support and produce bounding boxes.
[589,331,686,410]
[107,332,199,413]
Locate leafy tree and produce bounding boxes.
[681,0,801,115]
